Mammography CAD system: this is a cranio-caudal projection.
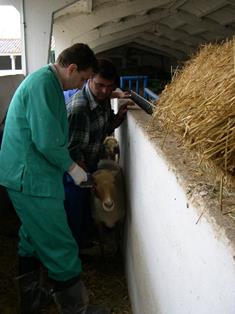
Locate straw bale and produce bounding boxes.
[151,40,235,188]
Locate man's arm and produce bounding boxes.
[67,110,90,171]
[109,88,135,130]
[108,98,135,132]
[76,160,88,171]
[109,103,128,130]
[26,78,73,172]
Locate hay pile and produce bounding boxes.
[152,40,235,188]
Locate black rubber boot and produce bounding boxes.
[15,256,53,313]
[53,278,111,314]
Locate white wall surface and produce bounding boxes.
[117,109,235,314]
[23,0,78,73]
[0,0,75,74]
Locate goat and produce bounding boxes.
[101,136,120,162]
[91,159,126,257]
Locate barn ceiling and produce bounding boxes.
[53,0,235,60]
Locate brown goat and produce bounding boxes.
[91,160,126,257]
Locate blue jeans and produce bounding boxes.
[63,173,92,249]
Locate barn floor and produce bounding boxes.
[0,209,132,314]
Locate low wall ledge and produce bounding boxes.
[127,108,235,254]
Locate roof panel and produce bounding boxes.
[181,0,228,17]
[160,15,186,29]
[180,23,207,35]
[206,5,235,25]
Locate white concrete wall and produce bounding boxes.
[0,0,75,74]
[116,110,235,314]
[21,0,76,73]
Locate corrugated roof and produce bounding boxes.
[0,38,55,54]
[0,39,22,54]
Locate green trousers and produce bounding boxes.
[8,189,82,281]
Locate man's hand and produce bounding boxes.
[117,103,128,119]
[112,90,131,99]
[117,100,135,119]
[68,163,88,185]
[76,160,88,172]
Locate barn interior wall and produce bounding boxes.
[96,46,176,78]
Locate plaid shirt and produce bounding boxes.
[66,82,116,170]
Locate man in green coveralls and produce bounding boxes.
[0,43,110,314]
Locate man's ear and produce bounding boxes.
[67,63,78,74]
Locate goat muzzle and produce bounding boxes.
[103,200,114,212]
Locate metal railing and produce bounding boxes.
[120,75,148,98]
[144,87,159,101]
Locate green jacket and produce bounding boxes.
[0,65,73,199]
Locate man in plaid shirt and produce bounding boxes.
[64,59,131,249]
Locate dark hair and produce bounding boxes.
[56,43,97,71]
[93,59,119,84]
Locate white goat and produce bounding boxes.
[91,159,126,256]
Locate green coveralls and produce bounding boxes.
[0,65,81,281]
